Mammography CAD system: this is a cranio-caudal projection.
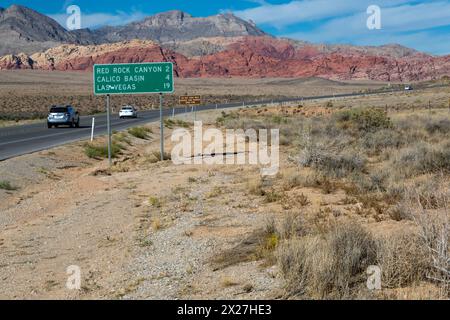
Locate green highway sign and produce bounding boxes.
[93,62,174,95]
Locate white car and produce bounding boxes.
[119,106,138,119]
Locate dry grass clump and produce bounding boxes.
[300,147,367,178]
[277,212,307,240]
[264,188,283,203]
[277,222,377,299]
[247,176,265,196]
[0,180,18,191]
[221,276,239,288]
[113,132,131,145]
[164,118,190,129]
[149,196,162,208]
[282,172,304,190]
[84,142,124,159]
[334,107,392,133]
[406,191,450,293]
[276,208,444,298]
[144,151,172,163]
[376,232,430,288]
[424,118,450,135]
[361,129,404,154]
[393,141,450,177]
[127,126,152,139]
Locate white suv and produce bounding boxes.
[119,106,138,119]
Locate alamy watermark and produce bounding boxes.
[366,265,382,290]
[171,121,279,176]
[367,5,382,30]
[66,5,81,30]
[66,265,81,290]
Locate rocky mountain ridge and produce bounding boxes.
[2,37,449,82]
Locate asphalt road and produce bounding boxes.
[0,86,444,161]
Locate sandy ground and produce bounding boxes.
[0,109,286,299]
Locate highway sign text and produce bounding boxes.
[93,62,174,95]
[179,95,201,105]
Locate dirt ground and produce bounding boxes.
[0,109,287,299]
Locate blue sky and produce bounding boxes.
[2,0,450,55]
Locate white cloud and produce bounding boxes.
[234,0,412,28]
[233,0,450,54]
[48,10,146,30]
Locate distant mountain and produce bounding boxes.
[0,4,91,56]
[0,5,266,55]
[89,10,267,44]
[284,40,420,59]
[2,37,449,82]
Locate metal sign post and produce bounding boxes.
[93,62,174,165]
[106,94,112,166]
[160,93,164,161]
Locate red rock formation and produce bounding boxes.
[1,37,449,82]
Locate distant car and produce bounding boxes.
[47,105,80,128]
[119,106,138,119]
[404,86,413,91]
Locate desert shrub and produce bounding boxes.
[128,126,151,139]
[278,212,306,240]
[84,142,123,159]
[247,177,265,196]
[264,189,283,203]
[388,203,410,221]
[361,129,404,153]
[406,191,450,290]
[279,126,298,146]
[424,118,450,135]
[145,151,171,163]
[241,119,271,132]
[394,142,450,176]
[113,132,131,145]
[216,111,239,126]
[376,233,430,288]
[127,126,152,139]
[300,147,366,178]
[164,118,190,129]
[335,108,392,133]
[324,101,334,108]
[279,135,291,146]
[149,196,162,208]
[277,236,321,297]
[282,173,303,190]
[349,168,392,194]
[0,180,18,191]
[277,222,377,298]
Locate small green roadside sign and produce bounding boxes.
[93,62,174,95]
